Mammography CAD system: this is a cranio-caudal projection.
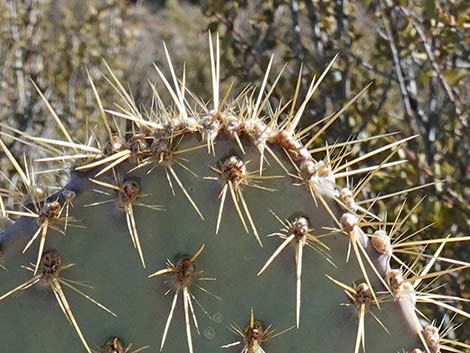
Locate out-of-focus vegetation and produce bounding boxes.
[0,0,134,144]
[0,0,468,341]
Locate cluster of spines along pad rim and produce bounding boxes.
[0,35,469,353]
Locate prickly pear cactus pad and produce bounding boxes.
[0,37,469,353]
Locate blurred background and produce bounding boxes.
[0,0,468,342]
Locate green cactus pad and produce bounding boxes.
[0,38,468,353]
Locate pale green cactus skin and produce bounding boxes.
[0,42,467,353]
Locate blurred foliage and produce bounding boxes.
[0,0,135,145]
[0,0,469,342]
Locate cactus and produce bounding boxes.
[0,36,469,353]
